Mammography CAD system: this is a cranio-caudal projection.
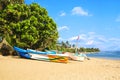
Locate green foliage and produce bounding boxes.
[0,0,24,10]
[57,41,100,53]
[0,3,58,49]
[9,0,24,4]
[0,0,10,10]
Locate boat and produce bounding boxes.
[64,52,85,61]
[14,46,69,63]
[27,48,85,61]
[14,46,31,59]
[27,49,56,54]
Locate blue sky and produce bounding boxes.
[25,0,120,51]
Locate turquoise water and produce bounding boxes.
[86,51,120,60]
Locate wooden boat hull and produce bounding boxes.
[14,46,68,63]
[27,49,85,61]
[28,53,68,63]
[64,52,85,61]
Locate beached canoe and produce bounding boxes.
[64,52,85,61]
[14,46,69,63]
[28,53,68,63]
[27,49,56,54]
[14,46,30,59]
[27,48,85,61]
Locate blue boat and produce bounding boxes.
[14,46,31,59]
[27,49,56,55]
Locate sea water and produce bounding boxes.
[86,51,120,60]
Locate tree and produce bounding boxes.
[72,44,75,48]
[9,0,24,4]
[0,3,58,49]
[79,47,85,52]
[0,0,10,10]
[65,41,71,48]
[0,0,24,10]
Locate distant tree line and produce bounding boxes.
[57,41,100,53]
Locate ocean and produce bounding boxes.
[86,51,120,60]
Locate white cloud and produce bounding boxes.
[86,40,94,45]
[109,38,120,41]
[116,15,120,22]
[59,32,120,51]
[68,34,86,41]
[71,6,91,16]
[88,32,95,35]
[58,26,69,31]
[59,12,66,16]
[79,34,87,40]
[97,37,108,42]
[69,36,78,41]
[58,37,64,41]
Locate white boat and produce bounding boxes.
[64,52,85,61]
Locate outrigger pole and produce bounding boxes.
[75,35,79,54]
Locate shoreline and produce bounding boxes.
[88,56,120,61]
[0,55,120,80]
[86,51,120,60]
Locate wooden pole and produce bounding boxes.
[75,36,79,53]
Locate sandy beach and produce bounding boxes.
[0,55,120,80]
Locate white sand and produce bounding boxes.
[0,55,120,80]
